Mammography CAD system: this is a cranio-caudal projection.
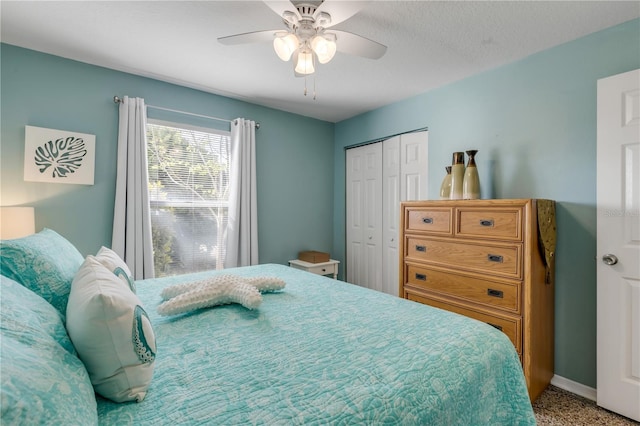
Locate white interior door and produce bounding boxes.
[596,68,640,422]
[346,143,382,289]
[347,132,427,295]
[382,136,400,295]
[400,131,429,202]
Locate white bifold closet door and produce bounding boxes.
[346,131,428,295]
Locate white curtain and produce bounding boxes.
[112,96,154,279]
[225,118,258,268]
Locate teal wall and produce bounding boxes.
[332,19,640,388]
[2,18,639,391]
[0,44,335,262]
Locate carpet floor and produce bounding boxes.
[532,385,639,425]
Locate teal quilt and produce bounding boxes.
[97,264,535,425]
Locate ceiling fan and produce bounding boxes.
[218,0,387,77]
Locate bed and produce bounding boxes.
[1,229,536,425]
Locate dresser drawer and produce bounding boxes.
[456,207,523,241]
[406,291,522,353]
[406,237,523,279]
[405,264,521,314]
[405,207,453,235]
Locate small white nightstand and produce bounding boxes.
[288,259,340,279]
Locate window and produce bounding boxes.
[146,120,231,277]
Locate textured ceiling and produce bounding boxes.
[2,1,638,122]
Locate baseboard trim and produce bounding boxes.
[550,375,597,401]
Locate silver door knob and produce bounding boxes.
[602,254,619,265]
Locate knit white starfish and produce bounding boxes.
[157,275,286,316]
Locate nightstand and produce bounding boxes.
[288,259,340,279]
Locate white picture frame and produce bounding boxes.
[24,125,96,185]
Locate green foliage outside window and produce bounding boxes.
[146,122,230,277]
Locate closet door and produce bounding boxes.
[400,131,428,201]
[346,131,428,295]
[346,143,383,289]
[383,131,428,295]
[382,137,400,295]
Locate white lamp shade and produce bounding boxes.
[311,35,336,64]
[273,33,299,61]
[0,207,36,240]
[294,50,315,75]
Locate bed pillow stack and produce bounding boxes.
[66,250,156,403]
[1,229,157,406]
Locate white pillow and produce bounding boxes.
[95,246,136,293]
[66,256,156,403]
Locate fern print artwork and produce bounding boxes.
[24,126,95,185]
[34,136,87,178]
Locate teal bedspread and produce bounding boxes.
[97,264,535,425]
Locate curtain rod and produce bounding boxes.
[113,96,260,129]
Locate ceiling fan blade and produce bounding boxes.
[332,30,387,59]
[218,30,280,45]
[314,1,366,27]
[263,1,301,20]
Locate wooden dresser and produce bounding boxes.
[399,199,556,401]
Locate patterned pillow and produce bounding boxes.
[0,228,84,317]
[0,275,98,424]
[95,246,136,293]
[66,256,156,403]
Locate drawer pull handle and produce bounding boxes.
[480,219,494,227]
[487,254,503,263]
[422,217,433,224]
[487,288,504,298]
[415,245,427,252]
[488,323,503,331]
[415,273,427,281]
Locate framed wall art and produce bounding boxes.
[24,125,96,185]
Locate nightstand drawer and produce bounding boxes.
[405,237,523,279]
[289,259,339,279]
[405,207,453,235]
[456,207,523,241]
[405,264,521,314]
[406,291,522,353]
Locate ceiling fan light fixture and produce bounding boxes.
[311,33,337,64]
[273,33,299,61]
[294,49,315,75]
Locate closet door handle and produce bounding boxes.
[422,217,433,224]
[415,273,427,281]
[415,245,427,252]
[488,323,503,331]
[480,219,494,227]
[487,254,503,263]
[487,288,503,298]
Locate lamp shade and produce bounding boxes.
[0,207,36,240]
[273,33,299,61]
[294,50,315,75]
[311,34,336,64]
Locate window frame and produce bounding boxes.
[145,118,232,276]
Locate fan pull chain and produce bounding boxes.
[302,75,317,100]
